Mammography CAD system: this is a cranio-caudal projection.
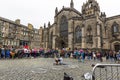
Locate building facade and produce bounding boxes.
[41,0,120,51]
[0,17,40,48]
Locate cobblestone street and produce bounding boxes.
[0,58,110,80]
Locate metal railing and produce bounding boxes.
[92,64,120,80]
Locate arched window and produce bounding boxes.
[60,15,68,37]
[50,32,53,49]
[112,22,119,33]
[59,15,68,48]
[75,26,82,43]
[113,26,117,32]
[86,25,93,43]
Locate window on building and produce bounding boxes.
[60,15,68,37]
[26,32,28,36]
[113,26,117,32]
[59,15,68,48]
[112,22,119,33]
[75,26,82,43]
[86,25,93,43]
[50,31,53,49]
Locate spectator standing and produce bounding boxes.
[80,49,85,63]
[1,47,5,58]
[109,50,113,62]
[92,51,96,61]
[5,47,10,58]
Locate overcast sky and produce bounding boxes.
[0,0,120,28]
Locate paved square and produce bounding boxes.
[0,58,109,80]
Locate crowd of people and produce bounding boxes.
[0,45,120,63]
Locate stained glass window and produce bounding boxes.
[75,26,82,43]
[60,16,68,37]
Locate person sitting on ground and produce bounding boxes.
[54,56,63,65]
[55,57,59,65]
[58,56,63,64]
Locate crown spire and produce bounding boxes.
[70,0,74,8]
[44,23,46,28]
[55,7,58,15]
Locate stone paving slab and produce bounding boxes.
[0,58,111,80]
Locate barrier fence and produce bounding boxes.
[92,64,120,80]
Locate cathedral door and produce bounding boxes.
[114,45,120,52]
[60,39,66,49]
[55,37,67,49]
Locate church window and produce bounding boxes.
[112,22,119,34]
[50,31,53,49]
[60,15,68,37]
[89,4,91,8]
[75,26,82,43]
[86,25,93,43]
[113,26,117,32]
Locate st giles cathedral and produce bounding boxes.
[40,0,120,51]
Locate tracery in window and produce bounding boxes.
[60,15,68,37]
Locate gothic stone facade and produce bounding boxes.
[41,0,120,51]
